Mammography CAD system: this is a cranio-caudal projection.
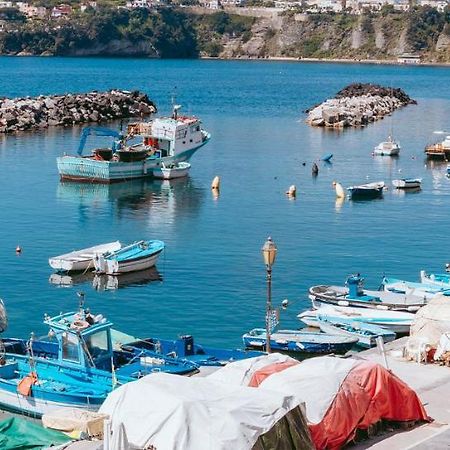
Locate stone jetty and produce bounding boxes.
[306,83,416,128]
[0,90,156,134]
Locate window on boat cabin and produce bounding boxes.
[190,125,199,133]
[84,331,110,361]
[62,333,80,363]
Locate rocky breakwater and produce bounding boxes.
[0,90,156,134]
[306,83,416,128]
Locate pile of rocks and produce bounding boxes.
[305,83,416,128]
[0,90,157,134]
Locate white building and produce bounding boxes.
[0,1,13,8]
[417,0,447,11]
[397,53,421,64]
[17,2,48,18]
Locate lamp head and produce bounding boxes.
[262,237,277,267]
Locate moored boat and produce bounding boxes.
[242,328,358,354]
[309,274,429,312]
[392,178,422,189]
[420,270,450,288]
[373,136,400,156]
[57,106,210,183]
[94,240,164,275]
[298,305,414,334]
[382,276,448,296]
[111,330,265,367]
[49,241,122,273]
[317,315,396,348]
[425,135,450,160]
[321,153,333,162]
[152,162,191,180]
[347,181,385,200]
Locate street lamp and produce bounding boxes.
[262,237,277,353]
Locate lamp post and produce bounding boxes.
[262,237,277,353]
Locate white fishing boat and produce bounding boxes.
[57,105,210,183]
[373,136,400,156]
[392,178,422,189]
[298,305,414,334]
[94,240,165,275]
[49,241,122,273]
[153,162,191,180]
[420,270,450,289]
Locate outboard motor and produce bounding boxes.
[346,274,364,298]
[175,335,194,357]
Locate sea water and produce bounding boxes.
[0,57,450,346]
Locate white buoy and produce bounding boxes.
[332,181,345,199]
[211,176,220,190]
[15,245,22,254]
[285,185,296,197]
[282,299,289,307]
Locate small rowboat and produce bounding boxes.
[298,306,414,334]
[153,162,191,180]
[94,240,164,275]
[392,178,422,189]
[49,241,122,273]
[317,315,396,348]
[347,181,384,200]
[242,328,357,354]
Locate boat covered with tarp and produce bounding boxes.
[208,354,429,449]
[99,370,314,450]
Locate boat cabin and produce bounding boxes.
[346,275,379,302]
[44,310,114,372]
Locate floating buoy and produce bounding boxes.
[312,163,319,175]
[211,176,220,190]
[282,299,289,308]
[285,185,296,198]
[332,181,345,199]
[302,162,306,166]
[15,245,22,254]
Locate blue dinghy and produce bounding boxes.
[321,153,333,162]
[111,331,265,367]
[242,328,357,354]
[347,181,384,200]
[317,315,396,348]
[94,239,164,275]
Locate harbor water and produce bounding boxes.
[1,57,450,347]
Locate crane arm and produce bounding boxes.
[77,127,123,156]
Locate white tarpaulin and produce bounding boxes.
[99,371,304,450]
[207,352,297,386]
[410,294,450,346]
[259,356,359,424]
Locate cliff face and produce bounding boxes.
[208,8,450,62]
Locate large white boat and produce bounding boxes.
[373,135,400,156]
[57,106,210,183]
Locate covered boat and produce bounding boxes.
[57,106,210,183]
[242,328,357,354]
[347,181,385,200]
[309,274,429,312]
[111,330,265,367]
[392,178,422,189]
[49,241,121,273]
[208,354,428,449]
[152,161,191,180]
[298,305,414,334]
[99,370,314,450]
[317,315,396,348]
[94,239,164,275]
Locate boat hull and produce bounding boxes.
[57,139,209,184]
[392,179,422,189]
[242,329,357,354]
[101,251,162,275]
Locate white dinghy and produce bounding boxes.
[49,241,122,273]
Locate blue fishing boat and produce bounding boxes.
[94,240,164,275]
[1,301,198,416]
[57,106,211,183]
[111,331,265,367]
[242,329,357,354]
[420,270,450,288]
[347,181,384,200]
[317,315,396,348]
[381,276,447,296]
[309,274,428,312]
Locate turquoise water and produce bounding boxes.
[1,57,450,346]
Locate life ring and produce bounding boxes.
[70,320,90,331]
